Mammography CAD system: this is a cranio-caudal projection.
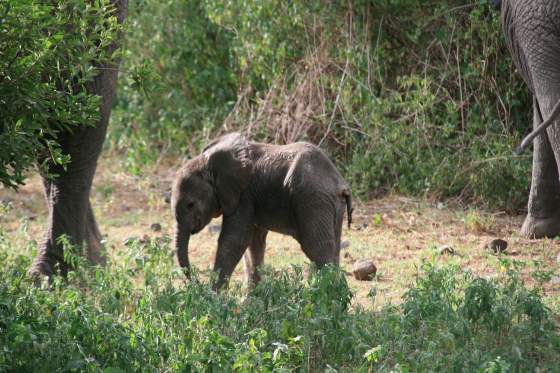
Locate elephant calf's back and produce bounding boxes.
[282,143,347,196]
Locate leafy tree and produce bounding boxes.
[0,0,120,188]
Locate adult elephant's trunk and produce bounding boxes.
[174,223,191,278]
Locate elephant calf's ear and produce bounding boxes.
[205,133,252,215]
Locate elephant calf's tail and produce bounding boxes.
[343,188,353,229]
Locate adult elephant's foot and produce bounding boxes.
[28,249,68,285]
[27,258,55,285]
[520,213,560,238]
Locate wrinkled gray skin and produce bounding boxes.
[28,0,128,280]
[499,0,560,238]
[172,133,353,289]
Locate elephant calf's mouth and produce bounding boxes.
[191,223,203,234]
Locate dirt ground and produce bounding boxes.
[2,155,560,309]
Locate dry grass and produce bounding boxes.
[1,155,559,310]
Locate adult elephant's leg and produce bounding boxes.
[30,98,113,278]
[521,98,560,238]
[30,168,94,278]
[243,227,267,285]
[28,0,127,279]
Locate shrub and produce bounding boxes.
[112,0,532,210]
[0,0,120,188]
[1,234,558,372]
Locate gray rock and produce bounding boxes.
[340,240,350,249]
[208,224,221,234]
[352,259,377,281]
[150,223,162,232]
[485,239,508,254]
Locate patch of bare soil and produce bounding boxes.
[1,155,559,309]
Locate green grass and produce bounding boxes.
[1,233,559,372]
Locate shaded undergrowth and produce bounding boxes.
[112,0,532,210]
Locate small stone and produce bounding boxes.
[551,276,560,285]
[150,223,162,232]
[341,240,350,249]
[208,224,221,234]
[352,259,377,281]
[439,245,454,255]
[485,239,508,254]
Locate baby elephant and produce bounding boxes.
[171,132,352,289]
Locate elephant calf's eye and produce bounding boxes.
[186,201,195,209]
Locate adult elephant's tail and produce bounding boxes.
[515,97,560,155]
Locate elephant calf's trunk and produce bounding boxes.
[174,224,191,278]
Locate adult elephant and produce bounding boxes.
[495,0,560,238]
[28,0,128,280]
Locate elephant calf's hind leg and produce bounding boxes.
[243,227,267,286]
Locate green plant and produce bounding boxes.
[1,232,559,372]
[112,0,532,210]
[109,0,238,173]
[0,0,120,188]
[464,210,495,233]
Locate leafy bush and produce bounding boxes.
[1,234,558,372]
[0,0,120,188]
[109,0,238,172]
[112,0,532,210]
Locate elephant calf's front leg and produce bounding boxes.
[213,203,254,290]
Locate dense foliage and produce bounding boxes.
[0,0,119,188]
[1,232,558,371]
[112,0,532,210]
